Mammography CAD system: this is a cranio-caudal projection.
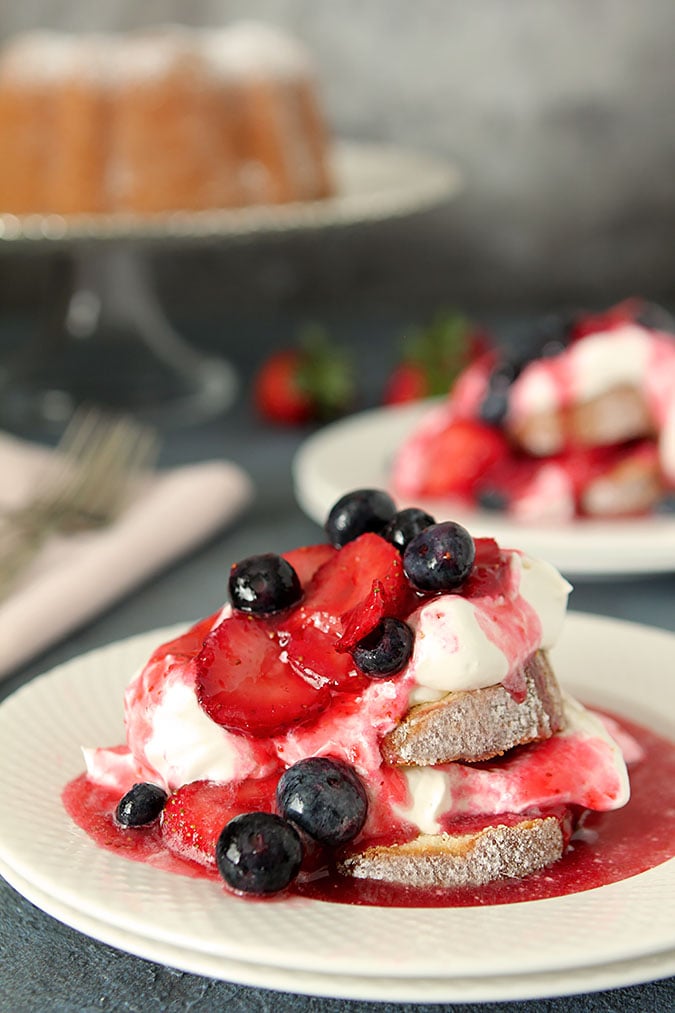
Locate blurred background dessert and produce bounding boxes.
[0,22,333,216]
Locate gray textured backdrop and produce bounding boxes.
[1,0,674,313]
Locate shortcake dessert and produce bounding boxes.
[75,489,634,897]
[392,301,675,521]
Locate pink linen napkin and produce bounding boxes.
[0,432,253,677]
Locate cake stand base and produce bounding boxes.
[0,245,237,432]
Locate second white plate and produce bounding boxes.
[292,401,675,578]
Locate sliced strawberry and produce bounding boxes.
[570,299,643,341]
[282,543,337,589]
[336,573,419,656]
[384,362,429,405]
[299,533,410,621]
[195,615,330,738]
[413,419,510,499]
[149,612,218,664]
[286,623,369,692]
[161,775,280,867]
[337,579,387,651]
[281,534,413,687]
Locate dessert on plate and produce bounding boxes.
[71,488,638,900]
[0,22,333,216]
[392,301,675,522]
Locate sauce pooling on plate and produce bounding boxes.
[64,707,675,907]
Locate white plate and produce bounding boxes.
[292,400,675,578]
[0,614,674,1001]
[0,142,461,244]
[3,858,674,1003]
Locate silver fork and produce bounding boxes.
[0,408,159,599]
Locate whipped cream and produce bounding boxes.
[85,648,414,795]
[407,551,571,702]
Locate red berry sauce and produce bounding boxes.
[63,709,675,908]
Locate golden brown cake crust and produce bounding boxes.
[381,650,565,766]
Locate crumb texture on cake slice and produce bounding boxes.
[339,816,565,888]
[382,650,565,766]
[509,384,654,457]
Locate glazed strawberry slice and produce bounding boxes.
[412,419,510,499]
[282,543,337,589]
[286,623,369,692]
[149,612,219,664]
[337,579,387,651]
[299,533,410,622]
[570,299,642,341]
[473,536,502,566]
[161,775,280,867]
[196,615,330,738]
[282,533,413,687]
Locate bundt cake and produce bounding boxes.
[0,22,333,216]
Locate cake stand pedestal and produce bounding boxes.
[0,243,236,430]
[0,142,462,433]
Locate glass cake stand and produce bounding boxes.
[0,142,462,432]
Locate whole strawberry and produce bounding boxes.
[254,326,355,425]
[384,311,490,405]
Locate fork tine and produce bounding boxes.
[71,415,158,519]
[53,411,159,524]
[29,408,114,516]
[0,408,160,598]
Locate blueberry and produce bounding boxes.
[477,486,509,512]
[325,488,396,547]
[353,617,414,677]
[478,352,526,426]
[229,553,302,615]
[492,357,523,383]
[533,312,575,356]
[480,315,578,426]
[115,783,167,827]
[215,812,303,895]
[403,521,475,592]
[381,507,436,552]
[276,757,368,846]
[478,372,511,426]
